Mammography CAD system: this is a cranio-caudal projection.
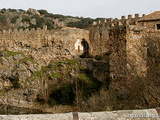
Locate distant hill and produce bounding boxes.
[0,8,106,30]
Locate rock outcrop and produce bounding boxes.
[0,50,41,108]
[27,8,41,16]
[0,50,109,112]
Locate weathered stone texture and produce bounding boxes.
[89,12,160,82]
[27,8,41,16]
[0,27,89,66]
[0,108,159,120]
[88,11,160,109]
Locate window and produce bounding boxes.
[111,74,117,79]
[156,24,160,29]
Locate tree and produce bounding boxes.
[0,15,7,26]
[11,16,19,23]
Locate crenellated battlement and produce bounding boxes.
[89,11,160,87]
[0,26,47,34]
[0,26,89,66]
[92,13,145,28]
[0,26,89,47]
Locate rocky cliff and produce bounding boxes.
[0,50,110,113]
[0,49,159,113]
[0,50,41,108]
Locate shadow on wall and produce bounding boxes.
[80,38,91,58]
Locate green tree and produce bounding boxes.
[11,16,19,23]
[22,16,30,23]
[67,18,94,29]
[0,15,7,26]
[0,8,6,13]
[38,9,48,15]
[8,8,17,12]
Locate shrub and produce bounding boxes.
[18,9,26,12]
[80,91,110,112]
[31,14,40,19]
[36,94,45,103]
[48,98,57,106]
[11,16,19,23]
[7,8,17,12]
[67,18,94,29]
[0,8,6,13]
[45,20,54,30]
[22,16,30,23]
[36,17,45,27]
[0,15,7,25]
[50,84,75,105]
[38,9,48,15]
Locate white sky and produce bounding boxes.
[1,0,160,19]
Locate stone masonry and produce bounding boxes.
[0,108,159,120]
[0,26,89,66]
[89,11,160,89]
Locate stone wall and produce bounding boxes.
[0,108,159,120]
[139,21,160,29]
[0,26,89,66]
[88,22,128,88]
[88,15,160,109]
[89,13,160,84]
[126,25,147,78]
[89,24,109,55]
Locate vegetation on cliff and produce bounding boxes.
[33,60,103,109]
[0,51,109,112]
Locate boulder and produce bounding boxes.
[27,8,40,16]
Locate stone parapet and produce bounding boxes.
[0,108,159,120]
[92,13,144,28]
[0,27,89,66]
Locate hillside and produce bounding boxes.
[0,8,96,31]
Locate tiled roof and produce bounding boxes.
[138,11,160,22]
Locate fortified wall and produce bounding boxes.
[0,26,89,66]
[88,12,160,89]
[0,11,160,85]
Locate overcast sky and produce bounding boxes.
[1,0,160,18]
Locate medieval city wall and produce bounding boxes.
[88,13,160,89]
[145,29,160,89]
[89,23,128,89]
[108,25,127,88]
[89,13,145,56]
[89,24,110,55]
[138,21,160,29]
[126,25,148,78]
[0,27,89,66]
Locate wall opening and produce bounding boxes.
[157,24,160,29]
[74,39,83,53]
[78,45,80,53]
[111,74,117,79]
